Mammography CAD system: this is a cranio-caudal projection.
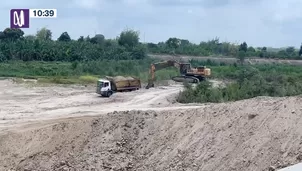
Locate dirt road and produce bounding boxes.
[0,79,202,132]
[149,54,302,66]
[1,79,302,171]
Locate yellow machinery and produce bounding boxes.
[145,60,211,89]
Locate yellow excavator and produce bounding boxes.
[145,60,211,89]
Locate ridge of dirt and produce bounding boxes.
[1,96,302,171]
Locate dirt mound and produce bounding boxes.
[106,76,136,81]
[1,96,302,171]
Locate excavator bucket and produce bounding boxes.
[145,79,154,89]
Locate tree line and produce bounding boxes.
[0,27,302,62]
[0,28,146,62]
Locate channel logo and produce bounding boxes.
[10,9,30,28]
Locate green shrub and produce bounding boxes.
[178,64,302,103]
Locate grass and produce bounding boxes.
[79,75,100,84]
[0,59,179,85]
[3,58,302,104]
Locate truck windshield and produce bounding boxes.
[99,82,109,87]
[98,81,109,87]
[98,81,103,87]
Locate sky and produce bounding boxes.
[0,0,302,48]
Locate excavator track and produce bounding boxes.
[171,76,200,83]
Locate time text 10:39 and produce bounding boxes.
[30,9,57,18]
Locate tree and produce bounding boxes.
[84,36,90,42]
[104,39,118,47]
[180,39,190,46]
[77,36,84,42]
[166,38,181,49]
[285,47,295,54]
[90,34,105,44]
[147,43,157,48]
[0,32,5,39]
[24,35,36,41]
[0,51,6,62]
[248,47,255,52]
[1,28,24,40]
[118,29,139,48]
[277,50,287,58]
[259,47,267,58]
[299,44,302,57]
[57,32,71,41]
[130,45,147,59]
[239,42,248,52]
[36,27,52,41]
[238,51,246,65]
[285,47,296,58]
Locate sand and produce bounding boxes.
[0,79,302,171]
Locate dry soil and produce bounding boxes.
[1,79,302,171]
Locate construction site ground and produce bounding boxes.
[1,79,302,171]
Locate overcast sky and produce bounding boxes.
[1,0,302,47]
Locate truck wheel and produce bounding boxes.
[107,91,112,97]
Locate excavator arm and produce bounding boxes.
[145,60,210,89]
[145,60,180,89]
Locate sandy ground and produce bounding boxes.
[0,79,202,132]
[1,79,302,171]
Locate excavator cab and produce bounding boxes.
[179,63,191,75]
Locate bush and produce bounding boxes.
[177,65,302,103]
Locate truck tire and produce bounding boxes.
[107,91,113,97]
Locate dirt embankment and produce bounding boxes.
[1,79,302,171]
[1,96,302,170]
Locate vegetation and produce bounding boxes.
[177,64,302,103]
[1,27,302,103]
[0,59,178,84]
[1,28,302,63]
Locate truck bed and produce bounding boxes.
[106,76,141,91]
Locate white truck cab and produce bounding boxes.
[96,79,113,97]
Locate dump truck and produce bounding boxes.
[96,76,141,97]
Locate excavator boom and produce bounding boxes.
[146,60,180,89]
